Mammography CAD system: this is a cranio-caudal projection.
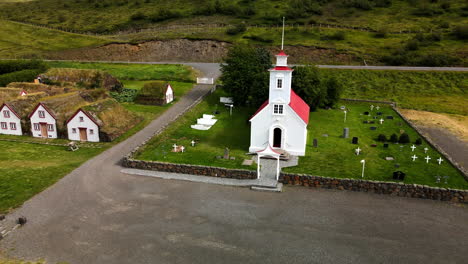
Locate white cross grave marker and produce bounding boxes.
[173,144,177,152]
[411,155,418,161]
[191,140,196,147]
[379,118,384,124]
[180,146,185,153]
[425,156,431,163]
[370,105,374,111]
[410,145,416,152]
[376,106,380,110]
[355,147,361,155]
[424,147,428,153]
[344,110,347,122]
[437,157,443,165]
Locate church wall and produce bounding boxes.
[268,71,292,104]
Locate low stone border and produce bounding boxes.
[0,138,104,148]
[280,173,468,203]
[122,158,256,180]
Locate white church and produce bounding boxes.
[249,50,310,156]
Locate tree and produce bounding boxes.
[291,66,324,111]
[220,45,271,107]
[323,76,343,108]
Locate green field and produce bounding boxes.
[135,88,467,189]
[0,20,107,59]
[318,69,468,115]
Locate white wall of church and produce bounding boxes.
[250,105,307,156]
[268,71,292,104]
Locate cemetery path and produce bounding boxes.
[1,64,468,264]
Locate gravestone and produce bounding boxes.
[322,134,328,137]
[387,116,394,120]
[364,111,369,115]
[343,128,349,138]
[394,163,400,168]
[371,144,377,147]
[373,116,377,119]
[393,171,406,180]
[383,143,389,148]
[377,112,382,115]
[313,138,318,148]
[385,157,394,161]
[369,121,375,124]
[242,159,253,166]
[230,157,236,160]
[370,127,377,130]
[352,137,358,144]
[223,148,230,159]
[363,121,369,124]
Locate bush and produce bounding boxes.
[111,88,138,103]
[148,9,181,22]
[377,134,387,142]
[390,133,398,143]
[415,54,460,67]
[374,28,387,38]
[130,12,146,21]
[226,23,247,35]
[453,25,468,40]
[399,133,410,144]
[322,31,346,41]
[415,138,423,145]
[0,69,44,87]
[0,60,47,75]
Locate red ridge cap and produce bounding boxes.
[1,103,21,119]
[66,108,100,127]
[28,102,57,119]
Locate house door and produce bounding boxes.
[273,128,282,148]
[79,128,88,141]
[40,123,48,138]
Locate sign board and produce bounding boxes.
[220,97,233,104]
[197,77,214,84]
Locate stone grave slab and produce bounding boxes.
[385,157,394,161]
[370,127,377,130]
[242,159,253,166]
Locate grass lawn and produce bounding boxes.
[320,69,468,115]
[136,90,467,189]
[47,61,196,83]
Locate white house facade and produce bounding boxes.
[66,109,100,142]
[165,84,174,104]
[249,51,310,156]
[0,103,22,136]
[29,103,58,139]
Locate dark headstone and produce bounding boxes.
[17,217,27,225]
[394,163,400,168]
[393,171,406,180]
[313,138,318,148]
[387,116,394,120]
[377,112,383,115]
[223,148,230,159]
[370,127,377,130]
[213,110,220,115]
[383,143,389,148]
[364,111,370,115]
[352,137,358,144]
[373,116,377,119]
[363,120,369,124]
[343,127,349,138]
[369,121,375,124]
[371,144,377,147]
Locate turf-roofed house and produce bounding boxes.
[0,103,22,136]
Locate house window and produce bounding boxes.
[72,128,77,134]
[276,78,283,89]
[10,123,16,130]
[3,110,10,118]
[89,129,94,135]
[1,122,7,130]
[79,116,84,122]
[38,110,45,118]
[33,123,40,131]
[47,124,54,131]
[273,104,284,115]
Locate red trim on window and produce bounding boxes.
[10,122,16,130]
[0,104,20,119]
[1,122,7,130]
[47,124,54,132]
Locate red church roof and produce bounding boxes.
[249,90,310,124]
[289,90,310,124]
[277,50,288,56]
[271,66,293,71]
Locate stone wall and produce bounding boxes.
[122,158,257,180]
[280,173,468,203]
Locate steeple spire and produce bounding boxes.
[281,17,285,50]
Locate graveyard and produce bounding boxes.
[135,88,468,189]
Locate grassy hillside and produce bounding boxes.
[319,69,468,115]
[0,20,108,58]
[0,0,466,65]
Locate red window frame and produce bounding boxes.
[72,128,77,134]
[38,110,45,118]
[90,129,94,135]
[47,124,54,131]
[79,116,84,122]
[10,122,16,130]
[1,122,7,130]
[3,110,10,118]
[33,123,40,131]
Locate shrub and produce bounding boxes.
[148,9,181,22]
[111,88,138,103]
[415,54,459,67]
[377,134,387,142]
[0,60,47,75]
[374,28,387,38]
[390,133,398,143]
[130,12,146,21]
[453,25,468,40]
[226,23,247,35]
[399,133,410,144]
[415,138,423,145]
[0,69,44,87]
[322,31,346,41]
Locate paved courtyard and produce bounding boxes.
[1,63,467,263]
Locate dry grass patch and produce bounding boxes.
[400,109,468,142]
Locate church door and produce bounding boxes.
[273,128,282,148]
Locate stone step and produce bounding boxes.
[251,183,283,192]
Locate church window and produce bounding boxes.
[276,78,283,89]
[273,104,284,115]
